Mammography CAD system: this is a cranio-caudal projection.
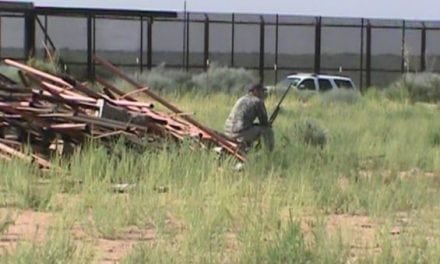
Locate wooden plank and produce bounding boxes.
[94,56,246,162]
[4,59,73,88]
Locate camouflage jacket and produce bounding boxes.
[224,94,269,135]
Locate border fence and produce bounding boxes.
[1,2,440,90]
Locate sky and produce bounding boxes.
[7,0,440,21]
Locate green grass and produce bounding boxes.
[1,82,440,262]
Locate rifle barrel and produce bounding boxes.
[269,83,293,124]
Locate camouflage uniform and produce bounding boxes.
[224,94,274,151]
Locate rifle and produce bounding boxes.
[268,83,293,125]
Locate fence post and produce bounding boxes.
[0,17,2,59]
[401,20,406,73]
[185,12,190,71]
[87,14,95,80]
[360,18,364,92]
[314,16,321,74]
[24,10,36,60]
[259,15,265,83]
[44,15,48,50]
[147,17,153,70]
[182,4,186,69]
[420,22,426,72]
[204,14,210,71]
[366,20,372,88]
[140,16,144,72]
[275,14,279,84]
[231,13,235,67]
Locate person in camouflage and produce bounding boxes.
[224,83,274,152]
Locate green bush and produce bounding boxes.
[386,73,440,103]
[191,63,256,93]
[120,63,256,93]
[27,56,62,75]
[0,65,21,83]
[291,90,317,103]
[290,119,328,148]
[132,63,195,92]
[320,89,361,105]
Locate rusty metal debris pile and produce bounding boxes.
[0,57,244,169]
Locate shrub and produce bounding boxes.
[191,63,257,93]
[0,65,21,83]
[291,90,317,103]
[290,119,328,148]
[320,89,360,105]
[117,62,256,94]
[27,56,62,75]
[131,63,194,92]
[386,73,440,103]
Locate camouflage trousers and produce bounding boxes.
[228,125,274,152]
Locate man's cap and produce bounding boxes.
[248,83,267,92]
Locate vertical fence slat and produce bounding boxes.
[0,17,2,59]
[204,14,209,71]
[366,20,372,88]
[87,14,94,80]
[314,16,321,74]
[44,15,47,48]
[185,12,190,71]
[182,5,186,68]
[140,16,144,72]
[147,17,153,70]
[274,14,279,84]
[421,23,426,72]
[360,18,364,91]
[24,10,35,59]
[401,20,406,73]
[231,13,235,67]
[259,16,265,83]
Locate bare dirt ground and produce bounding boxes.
[0,208,156,263]
[1,207,412,263]
[0,209,51,251]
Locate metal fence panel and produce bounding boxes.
[1,8,440,88]
[1,16,25,58]
[209,21,232,66]
[426,30,440,71]
[277,25,315,69]
[187,16,204,67]
[152,19,184,67]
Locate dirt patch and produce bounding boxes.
[0,209,156,263]
[326,214,378,248]
[0,207,425,262]
[95,226,156,263]
[0,209,53,253]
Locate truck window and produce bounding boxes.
[334,79,354,89]
[318,78,333,92]
[298,79,316,90]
